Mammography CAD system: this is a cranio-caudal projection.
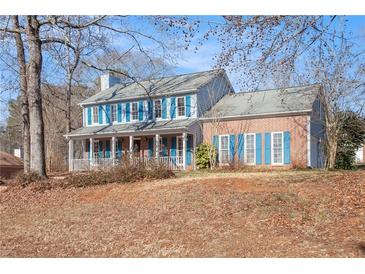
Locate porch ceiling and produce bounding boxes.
[65,118,199,138]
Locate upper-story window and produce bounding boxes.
[177,97,185,117]
[111,104,117,122]
[131,102,138,121]
[154,99,161,119]
[93,106,98,124]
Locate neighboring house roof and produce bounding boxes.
[65,118,198,137]
[81,69,226,105]
[0,151,23,167]
[203,84,321,119]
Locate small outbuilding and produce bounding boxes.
[0,151,23,179]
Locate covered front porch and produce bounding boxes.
[68,132,196,171]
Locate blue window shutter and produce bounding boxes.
[117,139,122,159]
[138,101,144,121]
[284,131,291,164]
[256,133,262,165]
[88,140,91,159]
[170,136,176,157]
[162,97,167,119]
[106,104,111,124]
[98,142,103,158]
[186,135,191,165]
[148,100,153,120]
[117,103,122,123]
[229,134,235,162]
[265,133,271,165]
[126,102,130,122]
[238,133,244,162]
[148,138,154,157]
[105,140,111,158]
[87,107,92,125]
[98,105,103,124]
[185,95,191,117]
[170,97,176,119]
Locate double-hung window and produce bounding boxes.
[131,102,138,121]
[177,97,185,117]
[154,99,161,119]
[272,132,284,164]
[219,135,229,164]
[111,104,117,123]
[245,133,255,164]
[93,106,98,124]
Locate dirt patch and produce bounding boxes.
[0,170,364,257]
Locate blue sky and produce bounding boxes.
[0,15,364,125]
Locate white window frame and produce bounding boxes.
[154,99,162,120]
[244,133,256,165]
[271,131,284,165]
[218,134,230,165]
[177,96,185,118]
[111,104,117,123]
[131,102,138,121]
[92,106,98,125]
[176,136,183,157]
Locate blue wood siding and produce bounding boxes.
[162,137,168,156]
[170,97,176,119]
[256,133,262,165]
[185,95,191,117]
[170,136,176,157]
[162,97,167,119]
[126,102,130,122]
[237,133,244,162]
[98,142,103,158]
[284,131,291,164]
[265,132,271,165]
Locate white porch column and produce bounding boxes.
[129,135,134,160]
[112,136,116,165]
[68,138,74,172]
[182,132,187,170]
[155,134,160,162]
[90,137,94,165]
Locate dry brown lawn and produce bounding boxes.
[0,170,364,257]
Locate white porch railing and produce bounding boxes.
[71,156,185,171]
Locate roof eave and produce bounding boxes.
[200,109,313,122]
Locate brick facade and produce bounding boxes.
[202,115,309,168]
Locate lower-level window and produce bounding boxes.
[272,132,284,164]
[245,133,256,164]
[219,135,229,164]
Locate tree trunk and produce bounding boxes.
[12,16,30,172]
[66,75,72,133]
[26,16,46,177]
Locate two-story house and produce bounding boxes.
[65,69,325,171]
[65,69,233,171]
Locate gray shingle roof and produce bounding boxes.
[65,118,198,137]
[203,84,320,119]
[81,69,225,105]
